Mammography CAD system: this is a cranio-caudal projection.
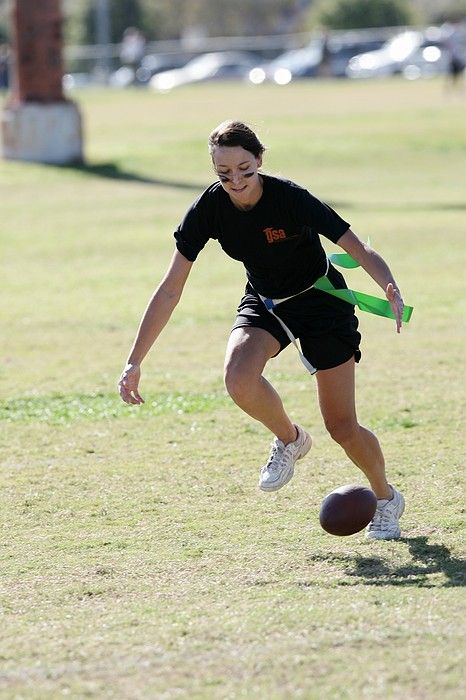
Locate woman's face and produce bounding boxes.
[212,145,263,209]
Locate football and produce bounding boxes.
[319,484,377,536]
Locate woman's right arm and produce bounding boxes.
[118,249,193,404]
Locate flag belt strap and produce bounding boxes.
[257,252,414,375]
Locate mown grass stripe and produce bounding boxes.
[0,392,229,424]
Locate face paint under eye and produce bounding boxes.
[219,171,254,183]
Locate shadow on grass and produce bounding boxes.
[43,164,466,211]
[307,537,465,587]
[54,161,206,191]
[329,200,466,212]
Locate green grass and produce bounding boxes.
[1,79,465,699]
[0,391,228,423]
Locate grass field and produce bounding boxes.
[1,78,465,699]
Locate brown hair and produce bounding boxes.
[208,120,266,159]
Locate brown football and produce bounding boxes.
[319,484,377,536]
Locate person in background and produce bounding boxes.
[119,27,146,72]
[443,21,466,88]
[317,31,332,78]
[0,44,9,89]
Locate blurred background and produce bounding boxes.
[0,0,465,92]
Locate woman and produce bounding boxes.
[118,120,406,540]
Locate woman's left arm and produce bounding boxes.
[337,228,405,333]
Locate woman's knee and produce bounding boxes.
[324,416,359,445]
[224,328,276,402]
[224,359,257,403]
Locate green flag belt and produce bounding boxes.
[260,252,413,323]
[318,252,414,323]
[257,251,414,375]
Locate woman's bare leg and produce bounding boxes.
[224,327,297,444]
[316,357,391,499]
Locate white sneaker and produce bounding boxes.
[259,425,312,492]
[365,486,405,540]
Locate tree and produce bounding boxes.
[432,0,466,23]
[63,0,312,45]
[0,0,9,42]
[82,0,146,44]
[314,0,414,30]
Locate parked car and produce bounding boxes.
[135,54,189,85]
[149,51,257,91]
[402,43,449,79]
[248,36,386,85]
[63,72,98,89]
[346,28,448,79]
[109,54,188,87]
[327,37,387,77]
[249,43,322,85]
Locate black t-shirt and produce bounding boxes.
[174,174,350,298]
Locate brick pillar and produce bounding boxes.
[2,0,83,164]
[10,0,65,105]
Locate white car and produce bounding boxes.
[346,28,447,79]
[149,51,257,91]
[248,37,385,85]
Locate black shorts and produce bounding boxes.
[231,266,362,371]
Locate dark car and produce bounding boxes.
[328,37,387,77]
[248,43,322,85]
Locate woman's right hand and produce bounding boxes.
[385,282,404,334]
[118,363,144,405]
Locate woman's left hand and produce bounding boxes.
[386,283,404,333]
